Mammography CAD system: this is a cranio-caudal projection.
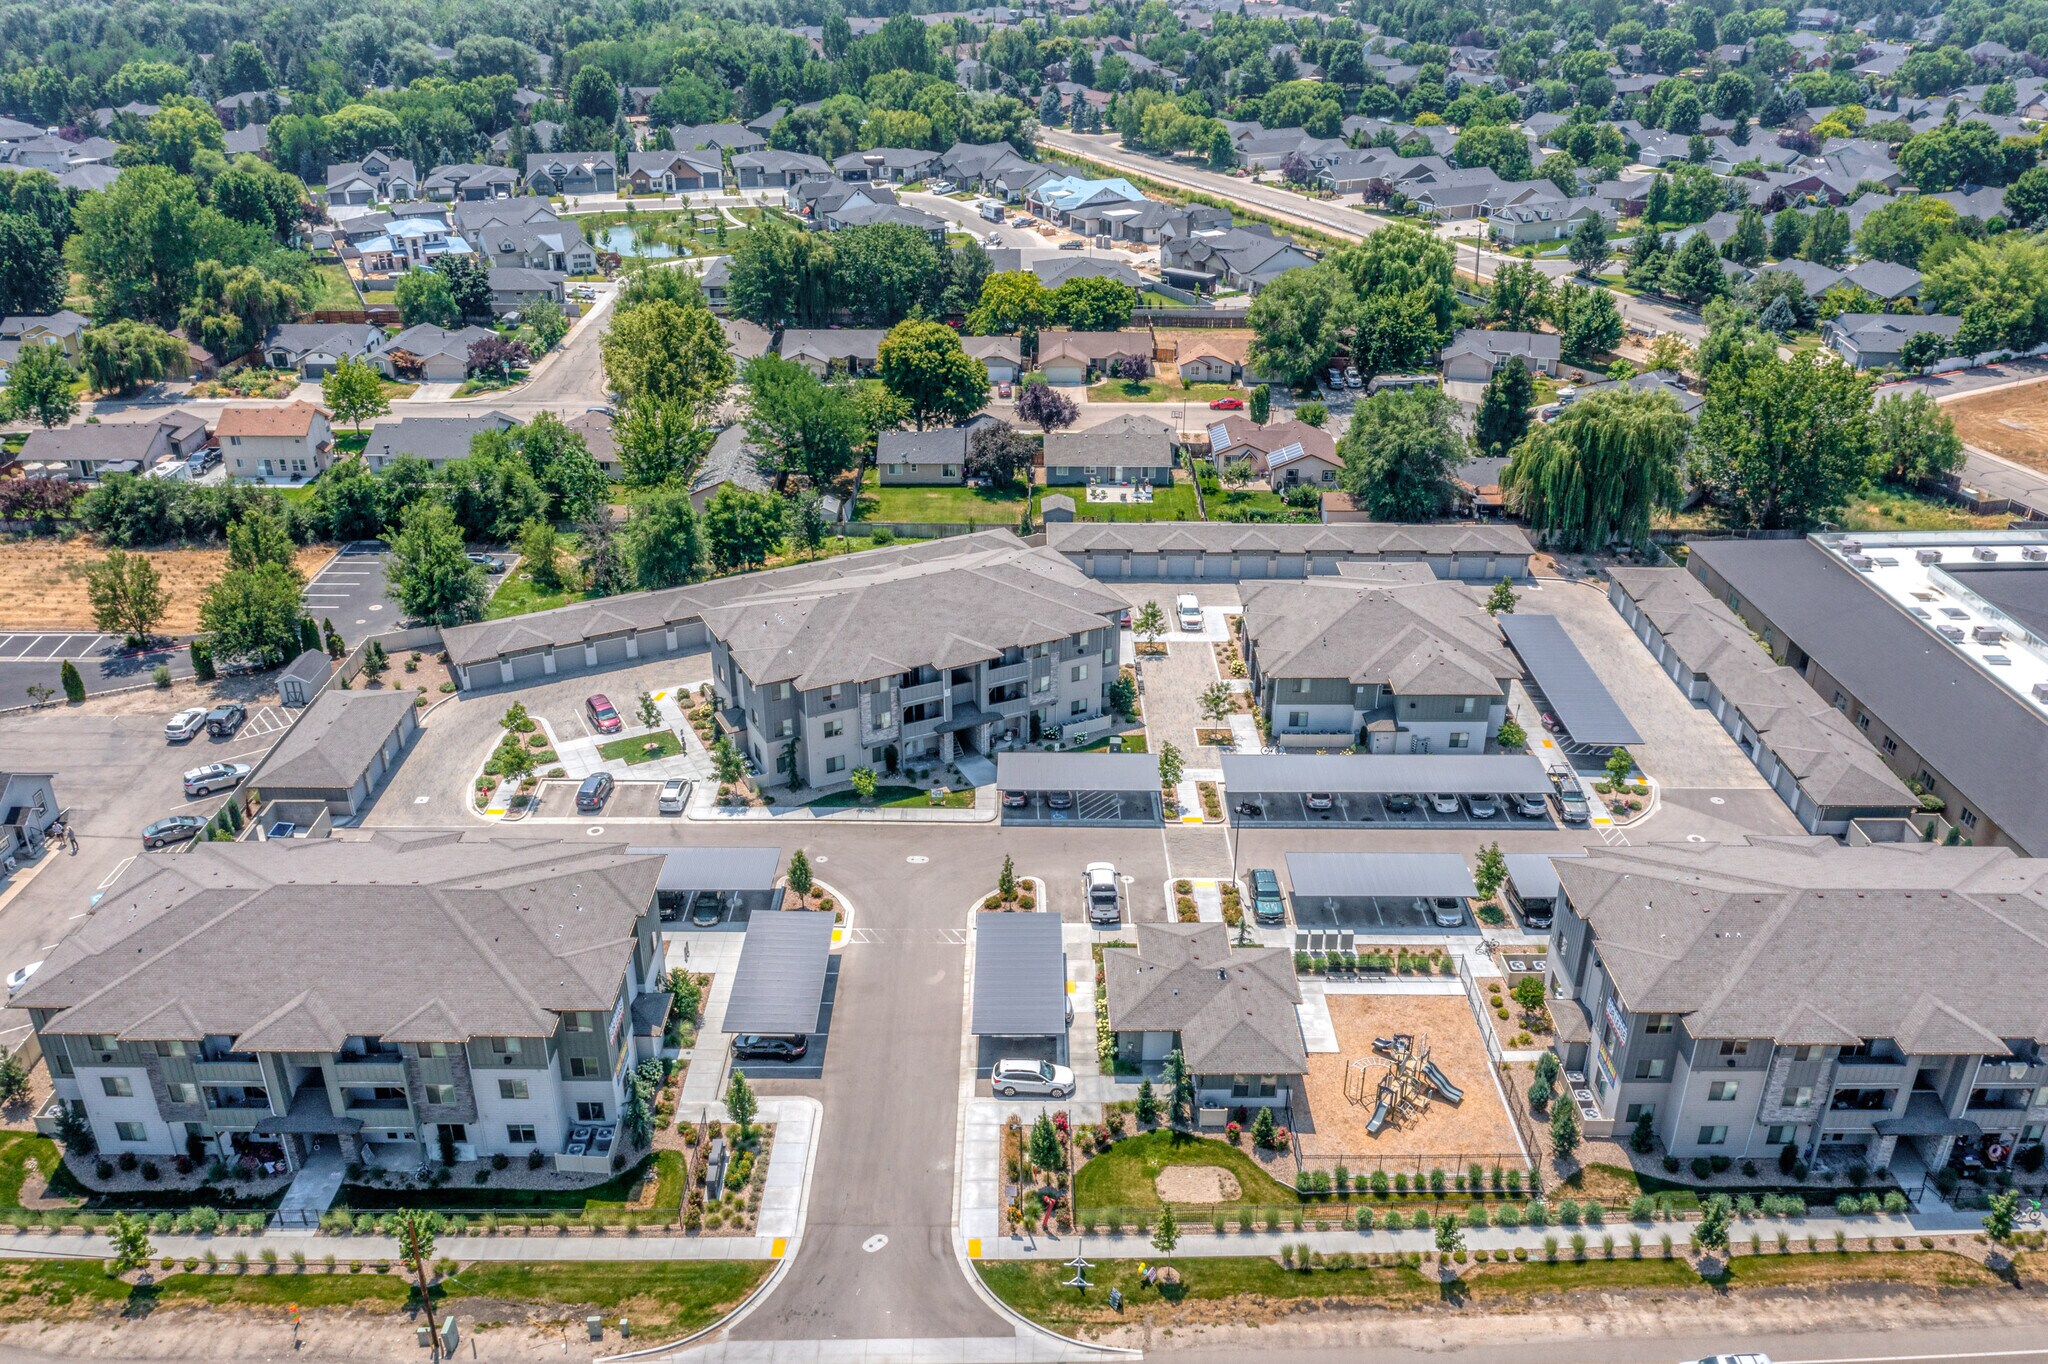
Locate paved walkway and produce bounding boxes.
[675,931,748,1109]
[270,1152,345,1226]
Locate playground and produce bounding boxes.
[1295,993,1524,1169]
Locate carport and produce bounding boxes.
[1502,852,1582,932]
[1222,752,1554,827]
[723,910,835,1039]
[1284,851,1480,935]
[1497,614,1642,750]
[971,911,1069,1067]
[632,845,782,926]
[997,751,1162,825]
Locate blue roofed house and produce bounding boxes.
[1026,174,1147,224]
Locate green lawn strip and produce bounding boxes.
[810,784,976,809]
[0,1133,71,1209]
[306,263,361,310]
[1205,487,1300,519]
[338,1154,653,1212]
[1036,483,1201,522]
[598,730,685,765]
[977,1258,1432,1329]
[1084,379,1239,405]
[1074,1129,1297,1216]
[1073,733,1147,753]
[857,470,1029,524]
[651,1150,688,1213]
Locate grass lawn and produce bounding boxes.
[1038,482,1202,522]
[1085,379,1240,404]
[307,263,360,310]
[0,1133,77,1210]
[978,1258,1433,1330]
[1842,484,2010,532]
[339,1154,655,1211]
[486,536,592,619]
[1074,732,1147,753]
[379,379,418,400]
[810,784,977,809]
[598,730,685,764]
[1205,486,1301,519]
[1074,1129,1298,1215]
[857,470,1029,524]
[452,373,524,398]
[1138,290,1190,308]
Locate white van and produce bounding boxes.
[1175,594,1202,631]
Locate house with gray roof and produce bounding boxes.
[362,411,520,469]
[671,123,764,154]
[690,424,773,511]
[1103,924,1303,1107]
[16,834,676,1173]
[522,151,617,197]
[262,322,382,378]
[1241,577,1517,751]
[422,163,519,201]
[1043,413,1176,487]
[1840,260,1922,304]
[1439,328,1562,382]
[778,328,887,377]
[1544,835,2048,1173]
[831,147,941,183]
[19,414,208,480]
[732,149,832,190]
[1822,312,1962,370]
[877,426,973,485]
[374,323,499,381]
[248,689,419,816]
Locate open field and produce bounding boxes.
[0,539,333,632]
[1296,992,1523,1170]
[1947,377,2048,472]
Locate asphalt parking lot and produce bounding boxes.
[1233,789,1561,830]
[725,962,837,1084]
[530,777,663,819]
[1000,790,1160,825]
[301,542,405,639]
[1288,894,1477,936]
[0,633,196,707]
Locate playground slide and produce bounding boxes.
[1366,1092,1393,1135]
[1422,1060,1463,1105]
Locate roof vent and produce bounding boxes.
[1839,538,1862,554]
[1916,548,1942,564]
[1974,547,1998,561]
[2023,546,2048,562]
[2033,681,2048,703]
[1937,625,1965,642]
[1847,554,1875,571]
[1972,625,2005,644]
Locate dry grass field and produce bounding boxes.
[0,539,333,632]
[1946,379,2048,472]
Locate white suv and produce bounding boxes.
[1175,594,1202,631]
[993,1058,1075,1098]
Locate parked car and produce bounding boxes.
[7,961,43,995]
[1010,217,1032,228]
[1328,367,1345,387]
[1505,877,1556,930]
[998,381,1012,398]
[1001,790,1030,808]
[657,779,689,814]
[1343,367,1362,388]
[182,761,252,797]
[1425,896,1467,928]
[205,702,246,737]
[929,179,955,194]
[1176,593,1202,631]
[466,552,504,573]
[1385,792,1419,814]
[1248,867,1286,924]
[688,892,727,927]
[1304,791,1334,812]
[733,1034,808,1062]
[1059,238,1084,250]
[1556,788,1590,825]
[1118,607,1132,627]
[1464,793,1500,819]
[1208,397,1244,410]
[1682,1357,1770,1364]
[1540,712,1559,732]
[1045,791,1074,811]
[993,1057,1074,1098]
[1084,862,1121,925]
[165,708,208,743]
[576,772,614,811]
[185,447,220,474]
[586,694,622,734]
[1512,791,1549,818]
[984,231,1001,247]
[1429,792,1462,816]
[141,815,207,849]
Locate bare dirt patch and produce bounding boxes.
[1948,379,2048,473]
[0,539,334,632]
[1154,1165,1242,1203]
[1296,991,1525,1171]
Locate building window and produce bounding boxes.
[1287,711,1307,728]
[1294,678,1310,694]
[1456,697,1476,715]
[491,1038,523,1056]
[1856,713,1870,731]
[1881,736,1897,755]
[1719,1040,1749,1057]
[825,755,845,774]
[1790,1086,1813,1107]
[1071,663,1088,683]
[823,719,843,738]
[1959,808,1978,829]
[114,1121,146,1143]
[1071,699,1086,716]
[1765,1124,1795,1145]
[568,1057,597,1078]
[101,1076,133,1098]
[563,1014,590,1033]
[160,1041,188,1058]
[506,1124,536,1144]
[169,1083,198,1105]
[424,1084,455,1105]
[1644,1014,1673,1035]
[1634,1058,1667,1079]
[575,1101,606,1122]
[1624,1103,1655,1123]
[1448,731,1471,749]
[1697,1125,1729,1146]
[499,1079,529,1101]
[1708,1080,1739,1101]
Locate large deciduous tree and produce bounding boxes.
[1247,263,1352,387]
[389,501,488,625]
[877,319,989,430]
[1335,386,1466,520]
[1503,388,1689,550]
[600,297,734,409]
[1696,351,1874,530]
[743,354,864,487]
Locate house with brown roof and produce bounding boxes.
[1170,331,1252,384]
[1036,330,1152,386]
[218,402,336,483]
[1207,417,1339,492]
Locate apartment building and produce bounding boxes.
[1239,576,1517,751]
[1546,837,2048,1178]
[702,537,1126,785]
[17,835,673,1175]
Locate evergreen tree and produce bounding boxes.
[1474,362,1533,458]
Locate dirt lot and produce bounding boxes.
[0,538,335,632]
[1296,992,1524,1171]
[1947,379,2048,472]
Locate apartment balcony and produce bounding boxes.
[1833,1059,1909,1085]
[1976,1060,2048,1085]
[343,1099,411,1121]
[898,680,945,707]
[902,713,946,740]
[193,1059,264,1083]
[988,694,1034,718]
[984,661,1030,687]
[330,1059,407,1086]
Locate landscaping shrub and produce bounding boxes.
[1690,1157,1713,1180]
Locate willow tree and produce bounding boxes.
[1502,388,1689,551]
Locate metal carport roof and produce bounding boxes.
[1222,753,1551,795]
[998,750,1161,792]
[631,846,783,892]
[722,911,835,1036]
[1497,613,1642,747]
[971,912,1067,1036]
[1284,852,1479,900]
[1502,852,1584,902]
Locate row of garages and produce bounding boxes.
[1045,523,1533,583]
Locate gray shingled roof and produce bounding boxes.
[1241,577,1515,696]
[250,689,416,793]
[1102,923,1305,1075]
[1046,522,1533,555]
[1556,837,2048,1051]
[878,427,970,466]
[1044,412,1175,469]
[15,835,662,1047]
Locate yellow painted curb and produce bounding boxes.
[967,1238,982,1259]
[831,928,845,946]
[771,1238,787,1259]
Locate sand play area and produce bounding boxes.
[1155,1166,1243,1203]
[1295,992,1525,1171]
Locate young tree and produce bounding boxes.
[4,341,78,428]
[1567,215,1610,275]
[525,297,570,351]
[1161,1048,1193,1128]
[362,640,389,684]
[1222,458,1256,487]
[1549,1098,1581,1162]
[1605,747,1637,789]
[1512,973,1548,1017]
[1028,1112,1065,1173]
[726,1069,758,1134]
[1502,388,1689,550]
[1297,400,1327,427]
[1135,1078,1159,1126]
[85,549,169,646]
[877,319,989,430]
[108,1212,153,1276]
[60,660,84,704]
[1694,1193,1731,1252]
[635,691,660,730]
[787,849,813,899]
[849,766,878,800]
[321,355,389,435]
[1630,1111,1656,1155]
[1474,362,1534,459]
[189,639,215,682]
[1248,384,1271,423]
[1336,387,1465,521]
[517,518,565,593]
[790,490,829,559]
[1199,682,1233,725]
[392,1207,441,1346]
[965,421,1037,489]
[1152,1201,1180,1255]
[1474,842,1507,902]
[1434,1212,1464,1259]
[1250,1104,1277,1148]
[1156,740,1184,790]
[1486,579,1519,615]
[323,618,346,659]
[1015,383,1077,434]
[389,501,489,626]
[1131,600,1166,645]
[1984,1188,2020,1242]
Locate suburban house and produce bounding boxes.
[246,689,420,818]
[690,425,775,511]
[1172,333,1252,385]
[830,147,941,183]
[352,216,473,273]
[523,152,618,197]
[1207,417,1340,492]
[422,163,519,201]
[362,411,520,470]
[16,835,675,1174]
[1240,576,1518,751]
[936,139,1034,190]
[375,323,500,381]
[458,201,599,275]
[1043,413,1177,487]
[1439,328,1563,382]
[791,177,896,226]
[732,149,832,189]
[1,311,90,359]
[19,414,208,480]
[324,151,418,207]
[217,402,335,483]
[0,771,60,867]
[778,328,887,377]
[1822,313,1963,370]
[1035,330,1152,386]
[1486,192,1612,245]
[964,335,1021,385]
[1102,924,1304,1110]
[262,322,382,378]
[671,123,764,154]
[487,267,568,314]
[1545,835,2048,1176]
[877,427,972,485]
[1158,225,1316,295]
[625,149,723,194]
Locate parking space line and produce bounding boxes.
[0,637,31,658]
[96,856,135,889]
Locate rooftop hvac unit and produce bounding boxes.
[1937,625,1966,642]
[1839,539,1862,554]
[1972,625,2006,644]
[1974,546,1999,561]
[1847,554,1875,571]
[2033,681,2048,702]
[2023,546,2048,562]
[1916,548,1943,564]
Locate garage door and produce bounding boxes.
[1165,554,1197,577]
[592,634,632,667]
[1202,556,1231,580]
[304,362,333,378]
[507,649,549,683]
